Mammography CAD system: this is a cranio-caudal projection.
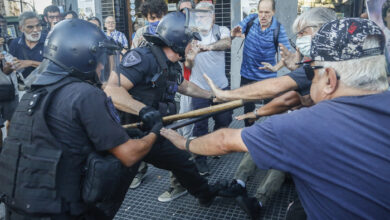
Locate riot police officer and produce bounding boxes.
[0,19,163,219]
[104,12,219,205]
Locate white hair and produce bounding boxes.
[195,2,214,13]
[292,7,336,34]
[19,11,40,27]
[104,16,115,23]
[316,37,389,92]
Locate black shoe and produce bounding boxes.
[197,182,222,207]
[195,158,210,176]
[235,196,261,220]
[217,179,247,198]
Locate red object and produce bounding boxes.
[348,22,357,34]
[183,65,191,80]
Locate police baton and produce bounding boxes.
[122,99,248,129]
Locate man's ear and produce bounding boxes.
[323,67,338,95]
[44,16,48,22]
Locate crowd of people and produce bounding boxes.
[0,0,389,219]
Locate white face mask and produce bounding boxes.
[296,35,312,58]
[25,31,41,42]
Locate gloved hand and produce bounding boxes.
[139,106,163,135]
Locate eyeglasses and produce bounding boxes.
[303,62,323,81]
[299,60,340,81]
[105,21,116,24]
[48,16,61,20]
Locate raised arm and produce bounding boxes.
[204,74,298,102]
[178,79,213,99]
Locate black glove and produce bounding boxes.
[139,106,163,135]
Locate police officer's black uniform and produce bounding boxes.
[0,20,150,220]
[115,12,217,205]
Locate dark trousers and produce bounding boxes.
[192,87,233,162]
[143,136,211,199]
[240,76,271,127]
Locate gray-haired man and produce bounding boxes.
[162,17,390,219]
[201,7,337,219]
[7,11,45,85]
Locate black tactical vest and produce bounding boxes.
[121,45,183,124]
[0,77,86,215]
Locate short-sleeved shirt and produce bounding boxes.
[241,91,390,219]
[106,29,129,48]
[286,66,311,96]
[117,46,183,110]
[240,14,291,81]
[9,33,46,78]
[46,81,129,153]
[190,25,229,91]
[118,47,161,86]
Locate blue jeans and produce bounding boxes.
[192,87,233,162]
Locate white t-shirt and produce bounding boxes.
[190,25,230,91]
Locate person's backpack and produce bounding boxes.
[211,24,221,41]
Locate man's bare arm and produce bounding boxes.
[257,91,301,116]
[204,74,298,102]
[109,133,157,167]
[104,72,146,115]
[200,37,231,51]
[160,128,248,156]
[178,80,213,99]
[236,90,301,120]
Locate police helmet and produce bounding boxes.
[143,11,200,57]
[44,19,121,81]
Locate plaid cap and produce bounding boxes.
[310,18,385,61]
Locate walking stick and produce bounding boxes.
[123,99,247,129]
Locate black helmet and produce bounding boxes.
[143,11,200,57]
[44,19,121,81]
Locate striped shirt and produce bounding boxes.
[106,30,129,49]
[240,14,291,81]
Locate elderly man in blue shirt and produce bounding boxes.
[232,0,291,127]
[7,11,46,86]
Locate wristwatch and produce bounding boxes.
[185,137,196,153]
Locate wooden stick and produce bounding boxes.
[123,99,246,129]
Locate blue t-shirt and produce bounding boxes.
[242,91,390,219]
[239,14,291,81]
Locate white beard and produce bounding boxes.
[25,32,41,42]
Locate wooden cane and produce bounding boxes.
[123,99,246,129]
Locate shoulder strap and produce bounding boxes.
[238,16,257,52]
[148,44,168,73]
[273,21,281,52]
[244,16,257,37]
[273,21,281,62]
[212,24,221,41]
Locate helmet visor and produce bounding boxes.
[95,40,122,87]
[186,9,214,35]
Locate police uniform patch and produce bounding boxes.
[106,97,121,124]
[122,50,142,67]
